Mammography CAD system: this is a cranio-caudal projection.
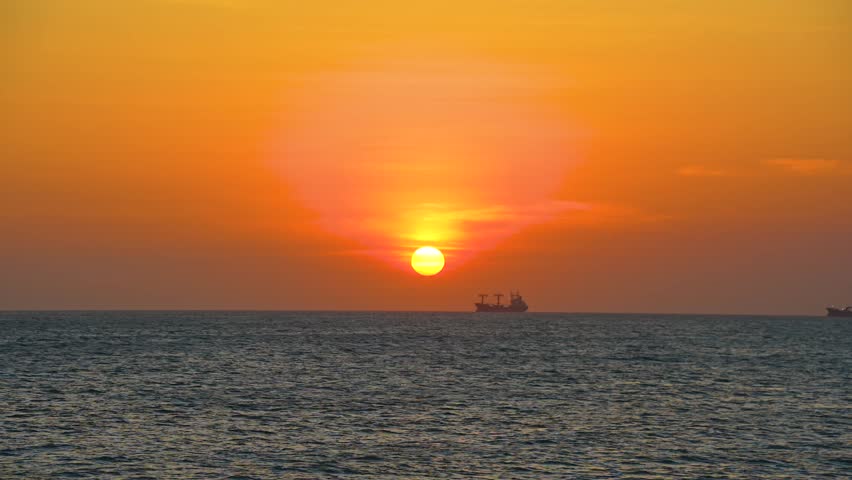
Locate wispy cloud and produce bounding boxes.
[416,201,589,224]
[677,165,731,177]
[763,158,847,175]
[395,200,588,249]
[158,0,242,7]
[678,158,851,178]
[330,200,663,261]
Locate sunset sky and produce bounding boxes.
[2,0,851,313]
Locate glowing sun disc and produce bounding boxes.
[411,246,445,276]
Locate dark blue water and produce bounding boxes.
[1,311,850,478]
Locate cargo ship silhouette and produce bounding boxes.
[475,291,528,312]
[826,306,852,317]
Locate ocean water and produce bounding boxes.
[0,311,849,479]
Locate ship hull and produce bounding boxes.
[475,303,528,312]
[826,308,852,317]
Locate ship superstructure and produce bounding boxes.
[475,291,529,312]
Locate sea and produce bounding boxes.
[1,311,849,479]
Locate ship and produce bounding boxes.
[826,306,852,317]
[475,291,528,312]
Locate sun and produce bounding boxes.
[411,246,445,276]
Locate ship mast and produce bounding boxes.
[478,294,489,304]
[493,293,504,305]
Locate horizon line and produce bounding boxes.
[0,308,825,318]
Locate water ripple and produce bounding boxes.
[1,311,850,478]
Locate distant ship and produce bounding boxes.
[826,306,852,317]
[475,291,528,312]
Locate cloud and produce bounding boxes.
[158,0,242,7]
[320,200,662,260]
[763,158,846,175]
[677,165,731,177]
[404,200,589,246]
[309,200,588,260]
[678,159,851,179]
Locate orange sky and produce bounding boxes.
[2,0,851,313]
